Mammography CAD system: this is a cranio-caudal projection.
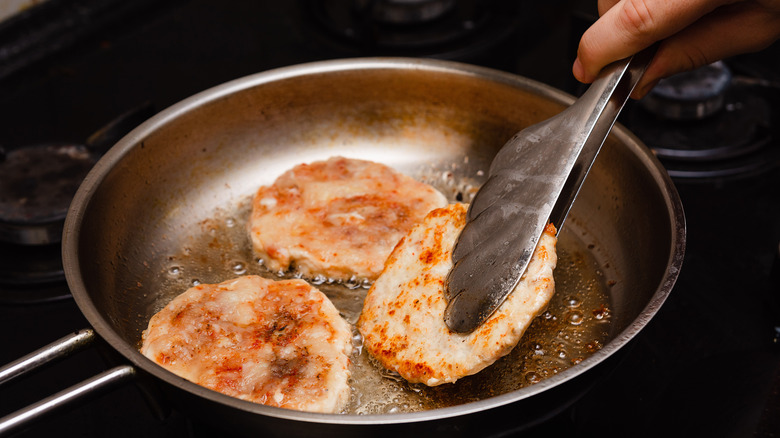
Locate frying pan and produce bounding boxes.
[0,58,685,437]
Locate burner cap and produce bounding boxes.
[641,61,732,121]
[354,0,456,24]
[0,143,96,245]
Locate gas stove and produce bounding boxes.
[0,1,778,437]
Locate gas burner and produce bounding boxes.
[0,142,95,301]
[628,63,779,181]
[0,102,153,246]
[632,87,772,162]
[0,144,79,300]
[305,0,525,63]
[0,143,96,245]
[0,103,153,302]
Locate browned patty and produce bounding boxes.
[248,156,447,281]
[358,203,557,386]
[141,275,353,413]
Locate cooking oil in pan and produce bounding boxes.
[153,195,612,415]
[343,229,612,413]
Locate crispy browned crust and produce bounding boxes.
[358,203,557,386]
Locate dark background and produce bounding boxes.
[1,1,779,437]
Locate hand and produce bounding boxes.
[572,0,780,98]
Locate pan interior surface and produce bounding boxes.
[65,59,683,424]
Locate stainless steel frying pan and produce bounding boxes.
[0,58,685,437]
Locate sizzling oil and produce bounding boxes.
[151,182,612,415]
[343,229,611,413]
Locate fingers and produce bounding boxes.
[632,2,780,97]
[573,0,732,83]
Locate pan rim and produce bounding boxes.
[62,57,685,425]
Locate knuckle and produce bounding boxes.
[680,47,710,72]
[619,0,657,37]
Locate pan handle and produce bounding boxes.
[0,329,96,386]
[0,329,136,437]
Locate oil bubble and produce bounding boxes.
[191,279,201,286]
[168,266,181,276]
[225,218,236,228]
[585,340,603,353]
[566,310,584,326]
[525,372,541,384]
[564,296,581,308]
[344,276,362,290]
[232,262,246,275]
[593,305,610,320]
[352,333,364,355]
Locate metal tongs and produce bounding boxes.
[444,47,657,333]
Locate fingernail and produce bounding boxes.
[573,58,596,83]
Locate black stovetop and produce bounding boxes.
[1,1,779,437]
